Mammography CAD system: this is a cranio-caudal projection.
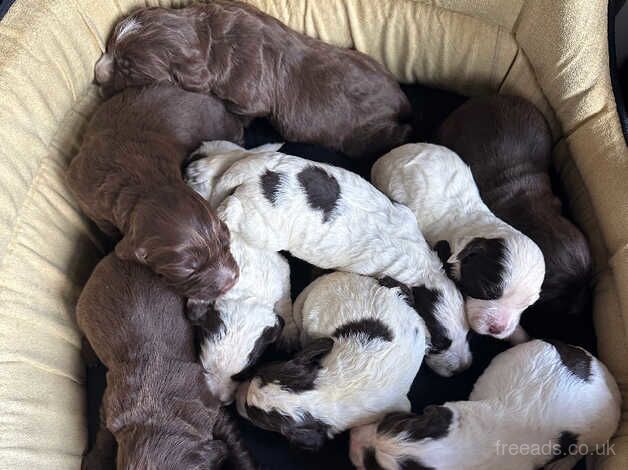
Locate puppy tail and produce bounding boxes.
[213,409,257,470]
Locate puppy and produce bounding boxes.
[436,95,593,342]
[372,143,545,340]
[350,339,621,470]
[236,272,427,451]
[195,234,290,405]
[67,85,244,314]
[76,254,255,469]
[186,141,471,376]
[93,1,412,159]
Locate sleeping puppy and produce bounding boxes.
[372,143,545,340]
[236,272,427,451]
[350,339,621,470]
[436,95,593,342]
[186,141,471,376]
[92,1,412,159]
[67,85,244,316]
[195,235,290,405]
[76,254,255,469]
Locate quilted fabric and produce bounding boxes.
[0,0,625,468]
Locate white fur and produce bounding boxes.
[350,340,621,470]
[238,272,426,437]
[116,17,141,40]
[372,143,545,339]
[186,147,292,404]
[186,141,470,376]
[197,235,291,403]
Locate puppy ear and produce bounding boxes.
[294,337,334,367]
[172,55,211,93]
[284,419,329,452]
[115,234,148,264]
[457,237,505,299]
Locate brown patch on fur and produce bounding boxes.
[66,85,244,307]
[76,254,254,468]
[378,406,453,441]
[244,404,330,451]
[230,316,285,382]
[434,240,455,278]
[256,337,334,393]
[437,95,593,332]
[194,304,226,341]
[378,276,414,307]
[260,169,283,205]
[333,318,393,343]
[94,2,412,158]
[546,340,592,382]
[457,237,506,301]
[297,166,341,222]
[412,286,452,353]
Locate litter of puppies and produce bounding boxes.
[68,2,618,469]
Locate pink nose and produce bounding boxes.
[488,321,507,335]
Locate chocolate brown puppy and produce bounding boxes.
[77,254,255,469]
[67,85,244,318]
[437,95,593,344]
[93,1,412,159]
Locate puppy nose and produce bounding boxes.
[488,323,505,335]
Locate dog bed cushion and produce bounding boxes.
[0,1,626,469]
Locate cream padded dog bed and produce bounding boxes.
[0,0,626,468]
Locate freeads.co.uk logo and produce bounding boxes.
[495,440,616,457]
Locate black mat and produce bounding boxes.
[0,0,17,21]
[85,83,591,469]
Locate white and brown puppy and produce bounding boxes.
[194,235,290,404]
[186,141,470,376]
[372,143,545,340]
[186,145,292,404]
[236,272,427,451]
[350,339,621,470]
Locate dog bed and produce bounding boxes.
[0,0,626,469]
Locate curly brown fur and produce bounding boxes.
[437,95,593,343]
[212,410,257,470]
[94,2,412,159]
[67,85,244,307]
[77,254,255,469]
